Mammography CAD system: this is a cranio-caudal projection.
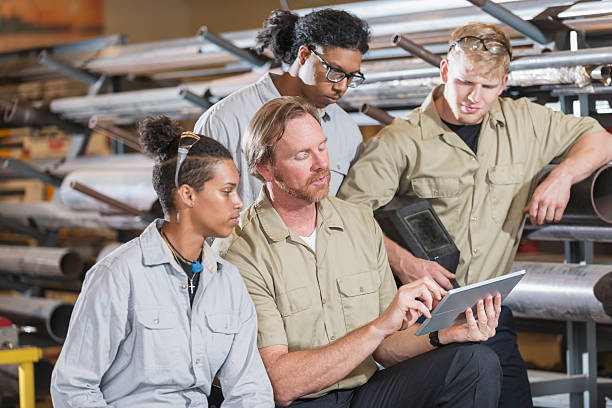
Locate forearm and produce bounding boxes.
[555,130,612,184]
[373,325,433,367]
[383,234,415,280]
[264,323,385,406]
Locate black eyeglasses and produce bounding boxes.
[175,131,200,188]
[308,47,365,88]
[449,36,512,59]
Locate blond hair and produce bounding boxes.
[244,96,320,182]
[447,23,512,77]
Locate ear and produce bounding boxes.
[297,45,311,66]
[498,74,509,95]
[176,184,196,208]
[440,59,449,83]
[255,162,274,183]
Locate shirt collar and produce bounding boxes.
[261,73,332,122]
[418,84,506,140]
[253,187,344,242]
[140,219,221,273]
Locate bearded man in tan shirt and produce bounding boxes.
[222,96,504,408]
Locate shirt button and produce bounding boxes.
[473,248,479,255]
[153,319,159,324]
[471,216,478,221]
[322,298,327,305]
[359,286,365,293]
[181,284,187,289]
[470,156,476,161]
[330,335,336,341]
[195,359,200,364]
[336,164,341,169]
[433,190,439,195]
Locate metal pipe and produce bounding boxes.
[506,262,612,324]
[38,50,99,85]
[179,87,213,109]
[59,168,156,213]
[0,295,73,343]
[3,97,91,136]
[524,225,612,243]
[0,202,147,231]
[359,104,395,125]
[88,116,142,152]
[1,159,64,187]
[590,65,612,86]
[69,181,142,216]
[560,163,612,225]
[511,47,612,71]
[392,34,442,68]
[0,246,82,279]
[199,26,270,68]
[466,0,550,45]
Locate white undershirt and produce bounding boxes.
[299,229,317,253]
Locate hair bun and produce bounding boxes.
[138,115,183,158]
[255,9,298,64]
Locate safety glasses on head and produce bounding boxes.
[449,36,512,59]
[175,131,200,188]
[308,47,365,88]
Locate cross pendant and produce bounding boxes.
[188,278,196,294]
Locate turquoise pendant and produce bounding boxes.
[191,260,203,274]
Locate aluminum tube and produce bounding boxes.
[525,225,612,243]
[467,0,549,45]
[59,168,156,213]
[39,50,99,85]
[179,87,213,109]
[506,262,612,324]
[590,65,612,86]
[0,246,82,278]
[70,181,142,216]
[511,47,612,71]
[199,26,270,68]
[0,295,73,343]
[359,104,394,125]
[88,116,142,152]
[392,35,442,68]
[0,202,147,230]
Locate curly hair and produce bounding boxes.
[255,8,370,65]
[138,116,232,216]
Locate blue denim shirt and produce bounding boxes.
[51,220,273,407]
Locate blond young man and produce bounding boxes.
[223,96,504,408]
[338,23,612,408]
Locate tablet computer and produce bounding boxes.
[414,270,526,336]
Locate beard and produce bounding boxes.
[273,167,330,203]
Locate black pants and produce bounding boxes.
[283,343,502,408]
[482,306,533,408]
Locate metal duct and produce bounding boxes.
[59,168,156,213]
[0,202,147,231]
[0,246,82,279]
[359,104,395,125]
[506,262,612,324]
[560,163,612,225]
[0,295,73,343]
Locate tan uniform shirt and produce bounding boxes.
[223,189,397,398]
[338,85,604,285]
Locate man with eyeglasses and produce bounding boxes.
[338,22,612,408]
[194,8,369,209]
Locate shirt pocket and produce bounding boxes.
[276,287,313,350]
[411,177,462,198]
[135,308,179,381]
[206,312,240,370]
[487,163,525,224]
[337,271,380,332]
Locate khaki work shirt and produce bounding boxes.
[338,85,604,285]
[223,189,397,398]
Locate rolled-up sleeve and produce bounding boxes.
[51,263,129,408]
[217,276,274,407]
